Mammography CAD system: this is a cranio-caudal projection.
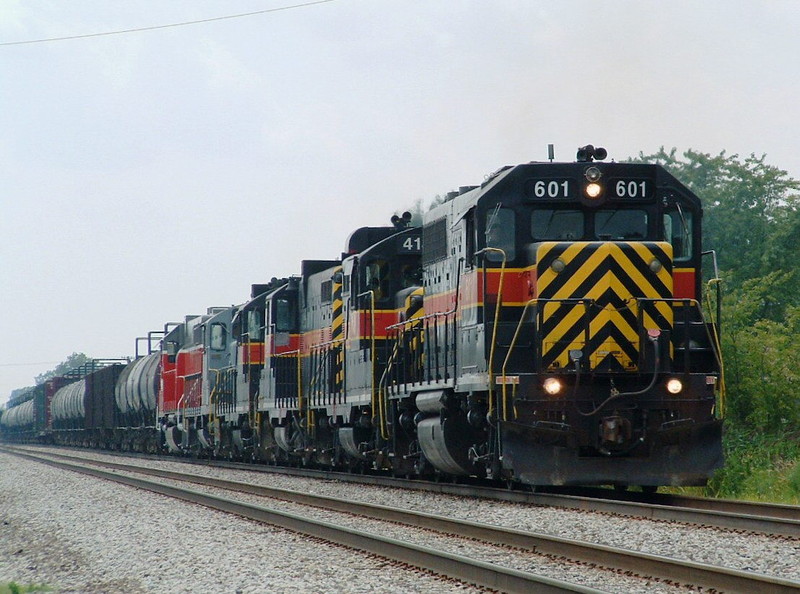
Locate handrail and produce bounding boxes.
[206,366,235,442]
[377,341,402,440]
[175,390,187,448]
[208,368,221,439]
[477,248,507,418]
[356,290,377,431]
[500,298,538,421]
[705,279,726,417]
[307,344,333,425]
[272,349,302,412]
[384,260,462,386]
[310,337,345,350]
[499,298,591,421]
[636,297,723,376]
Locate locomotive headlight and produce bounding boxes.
[666,378,683,394]
[585,182,603,199]
[543,377,562,395]
[550,258,566,273]
[649,259,663,273]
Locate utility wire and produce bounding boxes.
[0,362,64,367]
[0,0,336,47]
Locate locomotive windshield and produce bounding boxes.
[531,208,648,241]
[531,209,582,240]
[595,210,648,240]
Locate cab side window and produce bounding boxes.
[210,323,227,351]
[275,297,295,332]
[485,207,516,262]
[663,209,693,261]
[247,310,263,341]
[365,259,389,301]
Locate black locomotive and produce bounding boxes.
[1,147,724,489]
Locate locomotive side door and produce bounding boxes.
[457,208,486,380]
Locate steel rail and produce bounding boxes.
[551,486,800,534]
[9,445,800,536]
[9,447,800,594]
[627,491,800,522]
[3,448,601,594]
[190,459,800,537]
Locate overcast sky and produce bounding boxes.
[1,1,798,405]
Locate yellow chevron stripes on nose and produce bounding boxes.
[332,267,344,389]
[536,241,673,372]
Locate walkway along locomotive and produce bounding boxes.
[0,146,725,489]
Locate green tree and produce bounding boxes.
[635,148,800,308]
[34,352,91,385]
[634,149,800,434]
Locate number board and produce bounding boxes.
[399,235,422,252]
[609,179,653,199]
[526,179,573,200]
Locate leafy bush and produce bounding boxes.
[708,425,800,502]
[788,462,800,496]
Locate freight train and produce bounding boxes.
[1,147,725,489]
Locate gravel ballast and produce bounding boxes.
[3,447,799,593]
[0,452,482,593]
[65,448,800,581]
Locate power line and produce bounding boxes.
[0,362,64,367]
[0,0,337,47]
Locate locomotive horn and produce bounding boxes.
[576,144,607,162]
[576,145,594,162]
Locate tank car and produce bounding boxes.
[115,348,161,452]
[1,377,76,443]
[0,386,42,440]
[50,360,127,447]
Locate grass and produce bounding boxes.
[735,460,800,504]
[704,425,800,504]
[638,425,800,504]
[0,583,52,594]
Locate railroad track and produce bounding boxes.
[4,446,799,594]
[8,444,800,536]
[62,443,797,537]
